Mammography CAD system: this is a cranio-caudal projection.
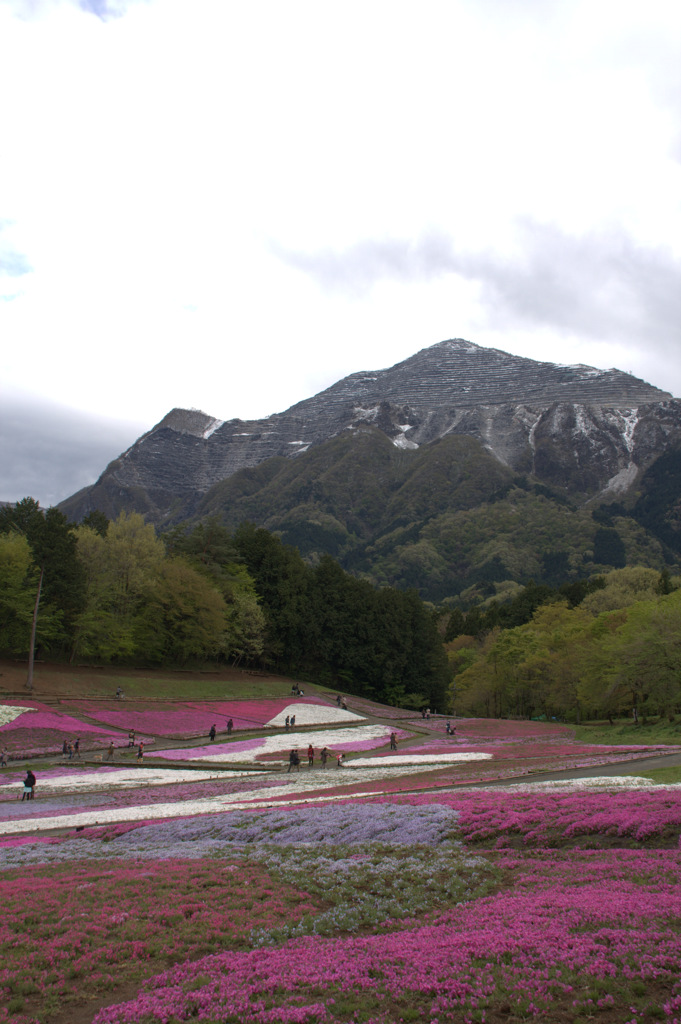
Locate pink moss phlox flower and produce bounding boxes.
[60,697,334,737]
[90,847,681,1024]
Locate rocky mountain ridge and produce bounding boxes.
[60,339,679,528]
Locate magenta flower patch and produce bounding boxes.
[60,696,335,737]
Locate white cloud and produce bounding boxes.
[1,0,680,503]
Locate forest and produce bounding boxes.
[1,498,680,721]
[445,566,681,723]
[0,500,449,712]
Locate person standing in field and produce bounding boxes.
[128,730,135,748]
[105,741,115,761]
[74,738,81,759]
[227,718,233,735]
[320,747,329,768]
[287,749,300,773]
[390,733,397,750]
[137,741,144,761]
[209,724,216,742]
[0,748,7,767]
[22,769,35,800]
[307,743,314,767]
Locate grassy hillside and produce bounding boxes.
[0,660,311,701]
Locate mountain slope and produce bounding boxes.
[58,338,681,599]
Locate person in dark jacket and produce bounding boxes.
[22,769,36,801]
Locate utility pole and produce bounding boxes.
[26,566,44,692]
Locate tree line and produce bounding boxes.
[4,497,677,720]
[445,566,681,722]
[0,500,449,710]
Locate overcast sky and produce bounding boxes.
[2,0,680,508]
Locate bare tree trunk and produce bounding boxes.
[26,566,44,692]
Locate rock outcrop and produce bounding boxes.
[59,339,681,524]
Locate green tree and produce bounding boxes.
[137,558,229,664]
[234,523,312,672]
[0,498,84,652]
[588,592,681,719]
[73,513,166,661]
[164,520,265,664]
[0,534,63,653]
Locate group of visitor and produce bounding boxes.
[61,738,81,759]
[287,745,338,771]
[207,719,234,743]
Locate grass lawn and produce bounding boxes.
[625,765,681,785]
[573,717,681,746]
[0,660,327,702]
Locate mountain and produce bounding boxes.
[60,339,681,600]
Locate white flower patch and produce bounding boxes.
[347,752,493,768]
[0,767,248,795]
[265,703,364,727]
[190,725,392,762]
[507,775,674,790]
[0,762,473,836]
[0,705,35,727]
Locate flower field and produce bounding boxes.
[56,699,357,739]
[1,796,681,1024]
[2,692,681,1024]
[155,725,410,763]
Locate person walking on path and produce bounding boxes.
[290,715,296,728]
[285,715,290,732]
[320,747,329,768]
[209,725,216,742]
[22,769,35,801]
[390,733,397,751]
[287,749,300,773]
[137,741,144,761]
[307,743,314,767]
[105,741,115,761]
[74,738,81,759]
[128,730,135,748]
[0,748,7,767]
[227,718,233,735]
